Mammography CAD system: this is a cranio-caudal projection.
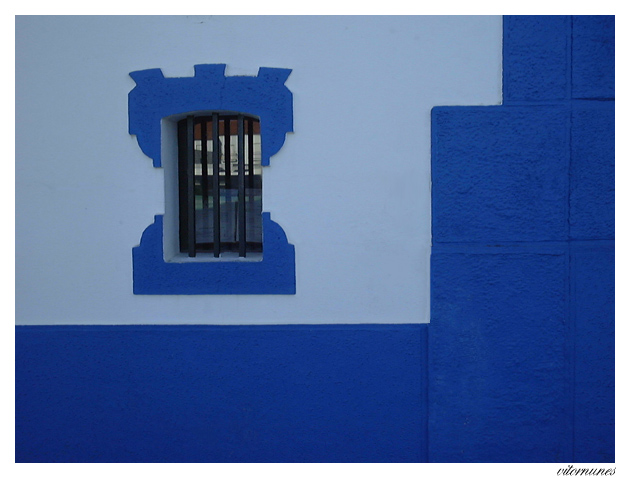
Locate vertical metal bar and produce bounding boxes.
[247,118,254,189]
[177,119,188,253]
[186,115,196,257]
[237,114,246,257]
[212,113,221,257]
[201,118,209,210]
[246,118,255,252]
[223,117,231,187]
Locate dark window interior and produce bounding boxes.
[178,113,262,257]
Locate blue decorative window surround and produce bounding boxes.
[129,64,295,294]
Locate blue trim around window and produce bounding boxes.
[15,17,614,463]
[129,64,296,294]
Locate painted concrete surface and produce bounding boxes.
[15,16,614,463]
[16,325,428,463]
[133,214,295,294]
[429,250,571,462]
[572,246,615,462]
[128,64,293,168]
[429,15,614,462]
[570,101,615,240]
[129,65,295,294]
[15,15,502,325]
[432,105,570,243]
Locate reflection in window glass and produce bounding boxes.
[178,113,262,257]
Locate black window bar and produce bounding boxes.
[178,113,262,258]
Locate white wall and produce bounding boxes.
[15,15,502,325]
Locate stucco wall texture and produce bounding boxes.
[430,15,614,462]
[16,325,427,462]
[15,15,614,463]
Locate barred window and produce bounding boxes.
[177,112,262,258]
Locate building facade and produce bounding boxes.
[16,15,614,462]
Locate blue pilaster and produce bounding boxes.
[429,15,614,462]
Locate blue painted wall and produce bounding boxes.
[15,15,614,463]
[429,15,614,462]
[16,325,427,462]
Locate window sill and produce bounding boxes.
[165,252,263,263]
[133,213,294,295]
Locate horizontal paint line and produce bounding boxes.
[15,323,429,332]
[432,239,613,254]
[501,99,614,106]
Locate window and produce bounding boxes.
[129,64,295,294]
[177,113,262,258]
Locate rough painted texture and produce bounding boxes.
[129,64,293,167]
[430,15,614,462]
[15,15,614,463]
[568,17,615,463]
[572,16,615,99]
[429,251,571,462]
[570,101,615,240]
[503,15,569,102]
[133,214,295,294]
[15,325,428,463]
[129,64,296,294]
[432,106,569,243]
[572,246,615,462]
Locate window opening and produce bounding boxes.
[178,113,262,258]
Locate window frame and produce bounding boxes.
[129,64,296,295]
[177,112,263,259]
